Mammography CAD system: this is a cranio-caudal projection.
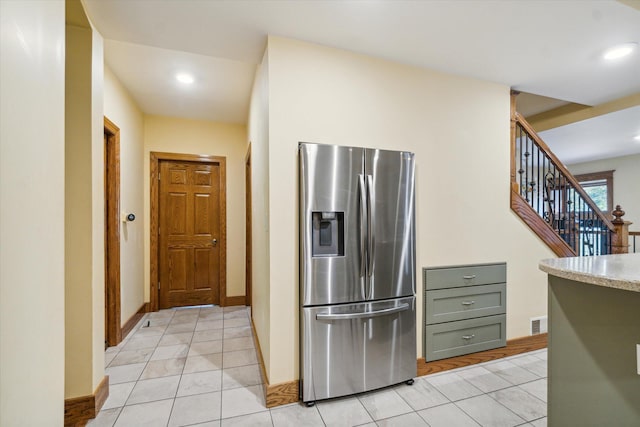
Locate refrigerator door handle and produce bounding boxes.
[359,174,367,279]
[366,174,375,283]
[315,303,410,321]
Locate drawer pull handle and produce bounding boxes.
[462,275,476,280]
[462,334,475,340]
[461,301,475,306]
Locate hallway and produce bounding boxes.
[89,305,547,426]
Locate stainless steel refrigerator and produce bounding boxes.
[299,142,416,405]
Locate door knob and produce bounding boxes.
[212,238,218,246]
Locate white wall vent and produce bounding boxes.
[530,316,548,335]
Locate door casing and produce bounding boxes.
[104,117,121,346]
[245,144,252,308]
[150,151,227,312]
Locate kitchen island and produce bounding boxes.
[539,253,640,427]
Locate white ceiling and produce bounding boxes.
[104,40,256,123]
[539,105,640,165]
[83,0,640,162]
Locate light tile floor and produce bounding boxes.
[89,306,547,427]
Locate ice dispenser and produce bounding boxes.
[311,212,344,256]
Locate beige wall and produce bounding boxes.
[104,66,146,323]
[0,0,66,424]
[143,116,248,301]
[253,36,555,384]
[89,18,106,393]
[65,22,94,398]
[65,16,106,397]
[569,154,640,229]
[247,52,271,375]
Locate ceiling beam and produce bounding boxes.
[617,0,640,12]
[526,93,640,132]
[67,0,91,28]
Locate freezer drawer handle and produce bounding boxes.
[461,300,475,306]
[462,275,477,280]
[316,303,410,321]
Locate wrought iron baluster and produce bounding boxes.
[580,199,585,255]
[576,189,581,253]
[543,154,553,225]
[518,125,524,197]
[578,199,587,255]
[569,183,575,251]
[536,145,541,214]
[552,157,556,222]
[524,134,531,203]
[585,210,595,256]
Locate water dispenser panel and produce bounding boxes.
[312,211,344,257]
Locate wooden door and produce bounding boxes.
[159,160,221,308]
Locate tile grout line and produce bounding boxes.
[453,387,527,427]
[220,307,226,423]
[108,310,170,426]
[136,312,169,417]
[116,313,157,410]
[166,305,199,427]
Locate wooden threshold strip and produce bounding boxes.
[417,333,548,376]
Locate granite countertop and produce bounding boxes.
[539,253,640,293]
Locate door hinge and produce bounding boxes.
[158,281,161,290]
[158,174,161,180]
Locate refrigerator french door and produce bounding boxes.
[299,142,416,404]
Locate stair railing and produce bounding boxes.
[630,231,639,253]
[510,94,616,257]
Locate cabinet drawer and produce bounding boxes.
[424,263,506,290]
[425,283,506,325]
[425,314,506,362]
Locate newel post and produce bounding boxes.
[611,205,632,254]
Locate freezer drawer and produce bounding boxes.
[425,314,506,362]
[425,283,506,325]
[424,263,506,290]
[301,297,416,403]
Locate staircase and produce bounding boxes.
[509,93,630,257]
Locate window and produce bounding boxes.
[574,170,614,215]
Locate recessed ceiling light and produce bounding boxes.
[634,134,640,141]
[603,42,638,60]
[176,73,194,84]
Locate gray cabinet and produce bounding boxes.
[424,263,506,362]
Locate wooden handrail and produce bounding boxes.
[511,112,615,232]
